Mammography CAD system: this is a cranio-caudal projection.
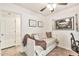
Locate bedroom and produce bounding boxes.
[0,3,79,56]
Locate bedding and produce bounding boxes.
[38,33,46,39]
[35,40,46,50]
[35,38,56,50]
[46,32,52,38]
[22,34,33,47]
[33,34,40,40]
[35,46,44,55]
[25,38,35,56]
[45,38,56,47]
[35,38,57,56]
[32,33,46,40]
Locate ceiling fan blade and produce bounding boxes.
[57,3,68,5]
[40,7,46,12]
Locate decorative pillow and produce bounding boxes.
[46,32,52,38]
[32,34,41,40]
[38,33,47,39]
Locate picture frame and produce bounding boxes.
[29,19,36,27]
[55,16,74,30]
[38,21,43,27]
[75,14,79,31]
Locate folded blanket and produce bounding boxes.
[35,40,46,50]
[22,34,33,47]
[22,34,47,50]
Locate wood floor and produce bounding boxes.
[1,46,78,56]
[1,46,21,56]
[47,46,78,56]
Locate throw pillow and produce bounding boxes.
[46,32,52,38]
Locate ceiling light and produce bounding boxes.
[47,4,53,10]
[52,3,56,8]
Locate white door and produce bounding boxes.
[0,14,6,49]
[5,15,16,48]
[0,12,16,49]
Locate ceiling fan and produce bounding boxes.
[40,3,68,13]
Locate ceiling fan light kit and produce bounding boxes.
[52,3,56,8]
[50,9,54,13]
[47,5,53,10]
[47,3,56,13]
[40,3,67,13]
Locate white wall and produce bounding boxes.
[47,4,79,50]
[1,3,79,52]
[0,3,46,52]
[0,3,45,36]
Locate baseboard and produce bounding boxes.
[1,45,16,50]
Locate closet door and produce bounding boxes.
[0,12,16,49]
[5,15,16,48]
[0,15,6,49]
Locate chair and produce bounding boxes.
[70,33,79,53]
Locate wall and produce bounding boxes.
[47,4,79,50]
[1,3,79,52]
[0,3,46,52]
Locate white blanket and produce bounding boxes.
[35,38,57,56]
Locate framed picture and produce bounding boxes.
[29,19,36,27]
[38,21,43,27]
[75,14,79,31]
[55,16,74,30]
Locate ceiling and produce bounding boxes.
[15,3,79,16]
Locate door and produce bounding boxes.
[0,14,6,49]
[5,14,16,48]
[0,12,16,49]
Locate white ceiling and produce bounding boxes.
[15,3,79,16]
